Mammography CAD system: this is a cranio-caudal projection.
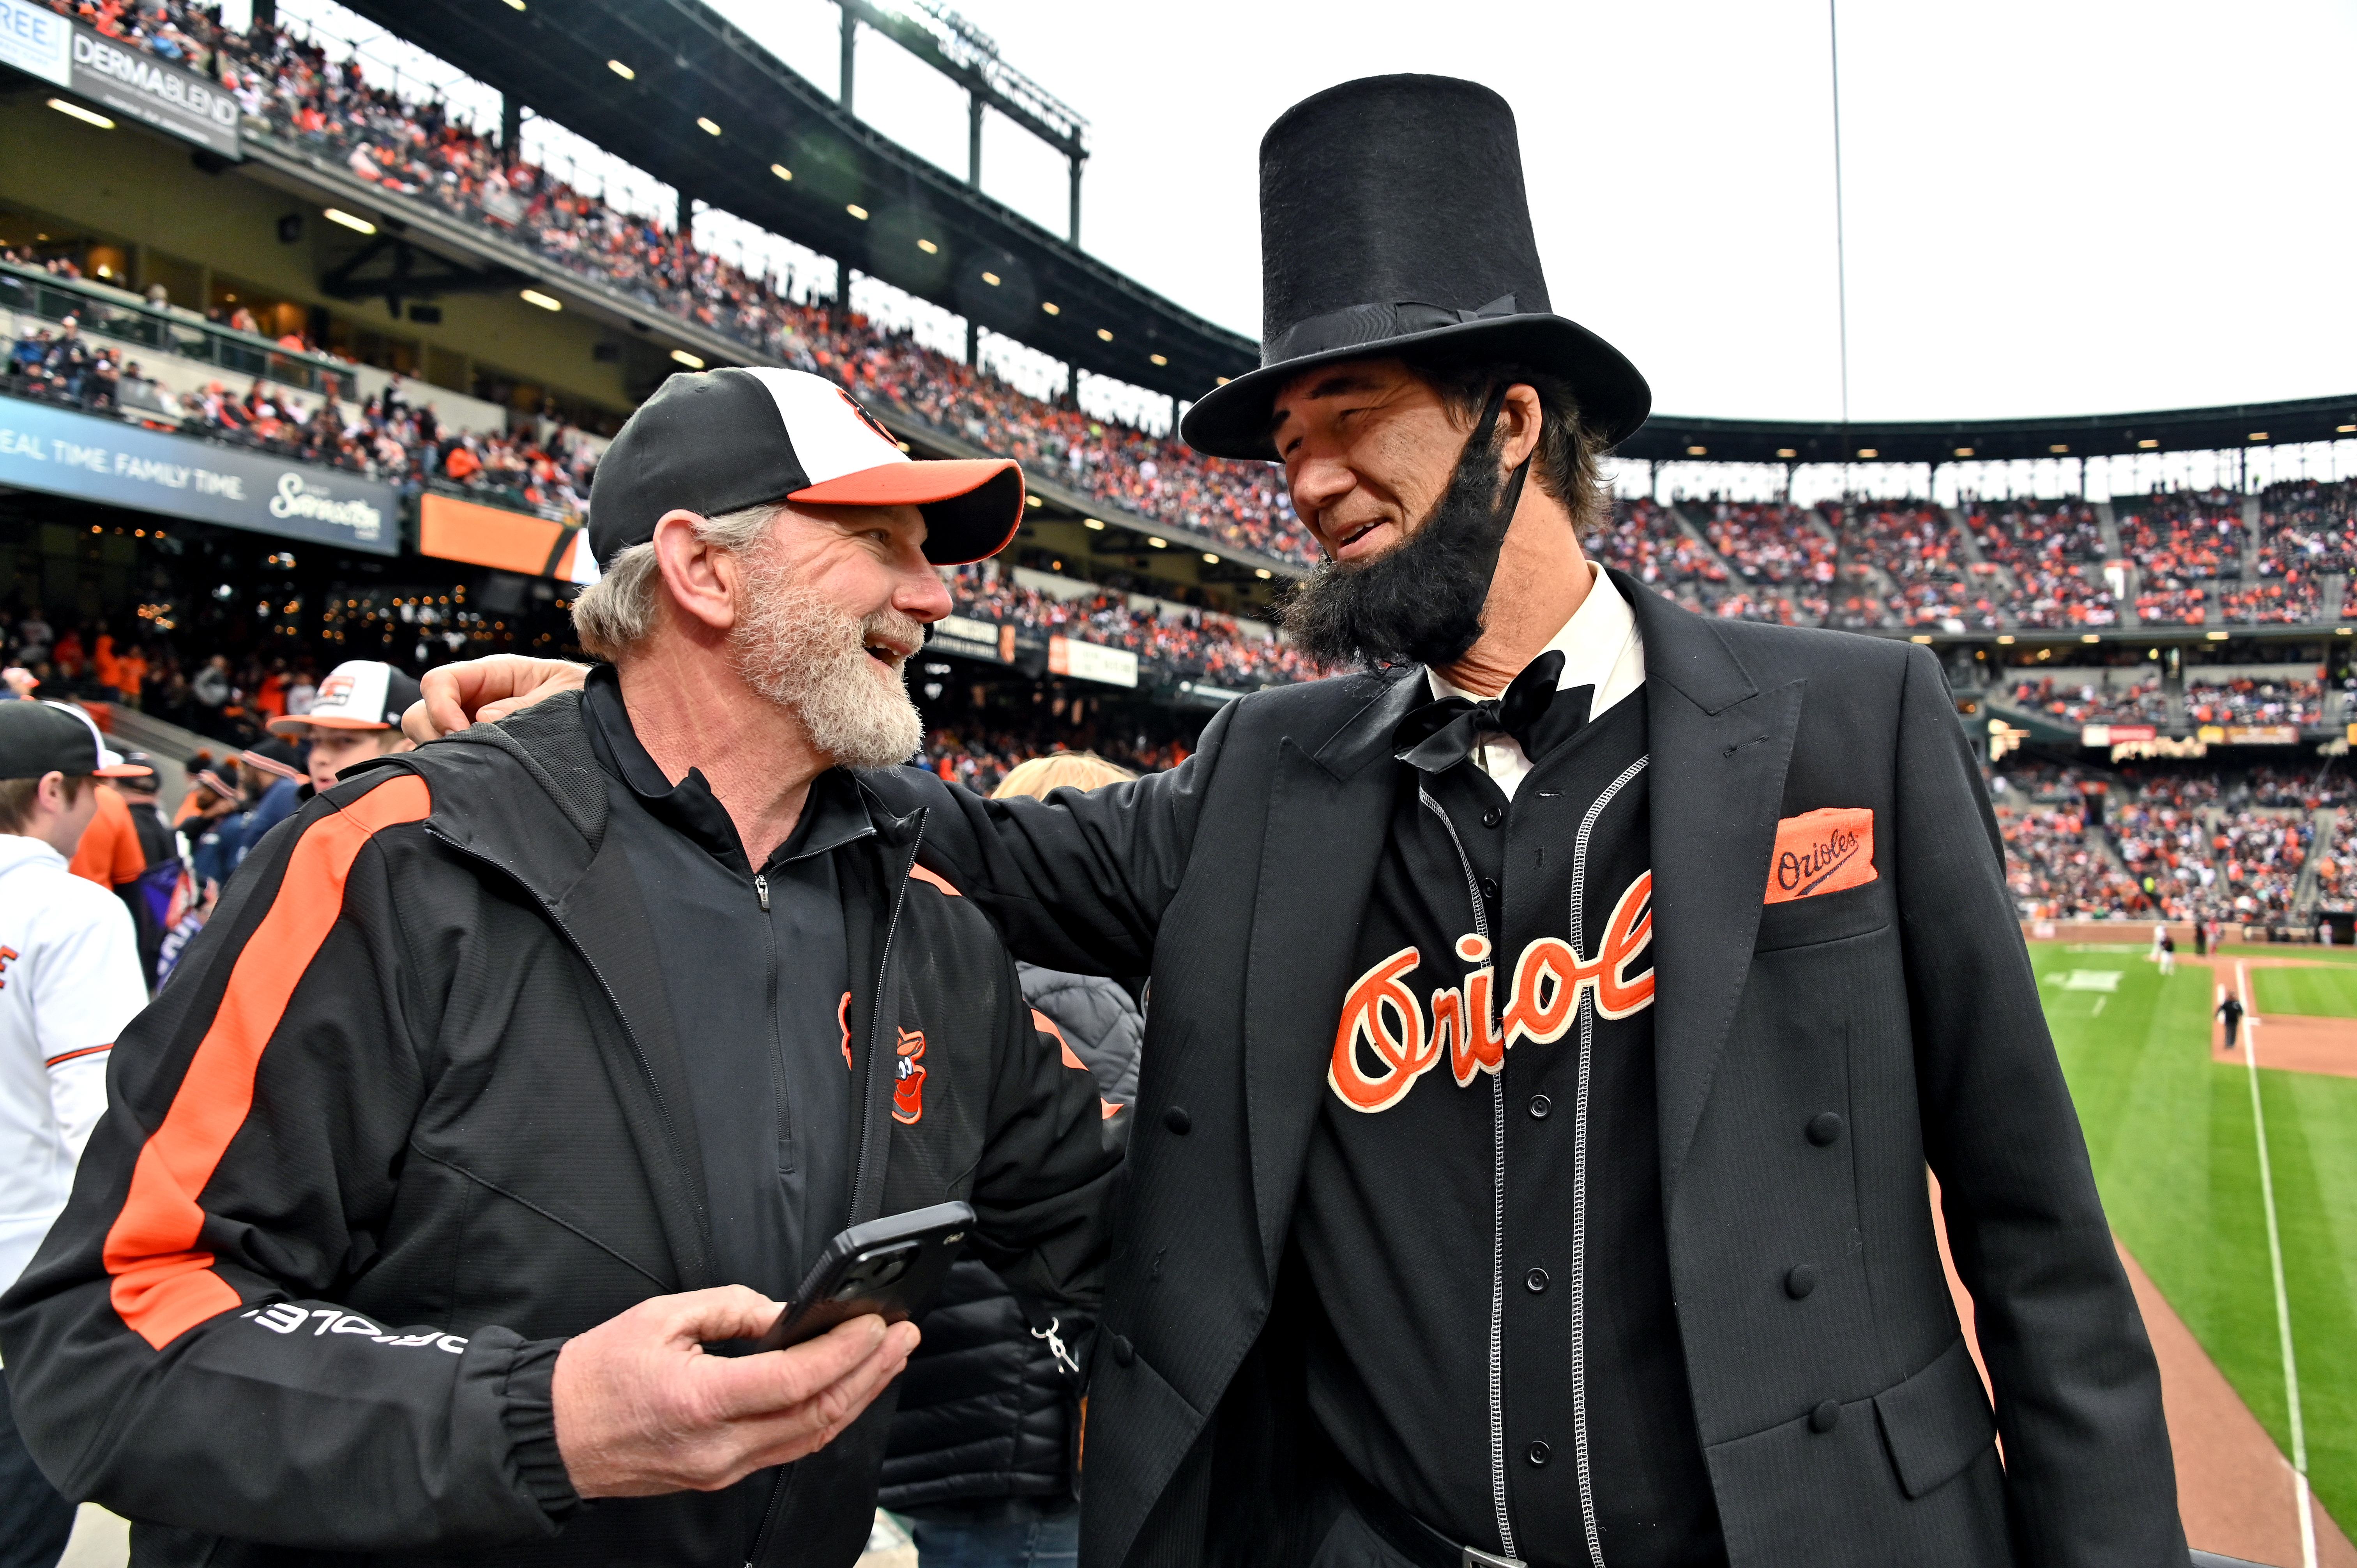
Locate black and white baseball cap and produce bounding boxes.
[269,660,422,735]
[0,700,140,781]
[587,367,1025,570]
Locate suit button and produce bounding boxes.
[1482,806,1503,829]
[1480,876,1500,901]
[1785,1264,1819,1300]
[1111,1334,1135,1367]
[1528,1093,1551,1119]
[1807,1111,1845,1146]
[1524,1267,1549,1294]
[1525,1440,1550,1467]
[1809,1400,1841,1434]
[1163,1105,1191,1135]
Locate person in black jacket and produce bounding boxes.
[884,754,1146,1568]
[410,77,2185,1568]
[0,368,1122,1568]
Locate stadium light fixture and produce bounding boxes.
[696,117,721,136]
[846,204,869,220]
[1097,328,1114,342]
[1856,448,1878,459]
[2081,634,2099,644]
[1147,536,1168,549]
[2339,627,2353,636]
[1686,445,1707,457]
[1254,568,1273,580]
[48,99,113,129]
[1910,634,1932,645]
[1953,447,1973,458]
[771,164,793,181]
[1996,634,2016,645]
[1042,302,1061,316]
[1025,494,1043,509]
[1082,517,1105,530]
[917,238,938,254]
[2205,630,2229,641]
[1216,376,1231,386]
[2048,444,2069,454]
[607,59,635,80]
[1203,552,1220,564]
[324,208,377,235]
[519,289,563,311]
[1775,447,1797,459]
[671,349,705,369]
[981,271,1001,286]
[2138,439,2160,450]
[2340,424,2357,434]
[1150,353,1168,367]
[502,0,525,10]
[2249,432,2269,442]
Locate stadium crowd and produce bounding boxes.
[943,565,1321,689]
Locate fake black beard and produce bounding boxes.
[1277,425,1525,671]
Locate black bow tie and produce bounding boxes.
[1392,650,1593,775]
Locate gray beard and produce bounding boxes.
[728,550,924,772]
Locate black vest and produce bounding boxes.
[1296,690,1727,1568]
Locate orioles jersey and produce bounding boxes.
[1296,691,1723,1568]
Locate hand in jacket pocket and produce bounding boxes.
[552,1285,920,1498]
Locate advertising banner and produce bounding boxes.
[2222,724,2300,746]
[931,613,1008,665]
[67,24,240,156]
[1047,635,1138,689]
[2080,724,2157,746]
[418,492,593,581]
[0,0,71,87]
[0,397,396,554]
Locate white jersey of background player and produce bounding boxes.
[0,701,148,1298]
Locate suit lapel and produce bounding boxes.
[1617,574,1806,1192]
[1242,676,1425,1279]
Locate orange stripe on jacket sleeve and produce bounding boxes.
[102,775,431,1349]
[1030,1008,1088,1073]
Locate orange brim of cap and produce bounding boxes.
[268,713,390,735]
[96,761,153,778]
[790,457,1016,509]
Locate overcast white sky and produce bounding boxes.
[712,0,2357,428]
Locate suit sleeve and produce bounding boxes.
[871,697,1241,976]
[0,772,576,1552]
[1890,645,2184,1566]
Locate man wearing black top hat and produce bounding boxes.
[413,76,2184,1568]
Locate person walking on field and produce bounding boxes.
[2217,991,2246,1052]
[2151,922,2175,977]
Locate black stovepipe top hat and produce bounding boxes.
[1182,74,1650,462]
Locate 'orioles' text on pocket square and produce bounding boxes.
[1765,807,1876,904]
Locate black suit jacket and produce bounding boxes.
[871,571,2186,1568]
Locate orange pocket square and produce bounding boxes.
[1765,807,1876,904]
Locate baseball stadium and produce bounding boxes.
[0,1,2350,1565]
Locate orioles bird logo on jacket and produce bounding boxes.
[1330,870,1654,1113]
[892,1027,927,1123]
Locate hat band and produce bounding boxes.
[1266,293,1522,367]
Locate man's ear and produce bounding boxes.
[648,510,740,635]
[1498,383,1545,471]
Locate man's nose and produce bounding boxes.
[898,565,954,623]
[1290,454,1356,534]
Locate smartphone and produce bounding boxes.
[753,1201,976,1353]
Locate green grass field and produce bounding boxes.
[2032,943,2357,1529]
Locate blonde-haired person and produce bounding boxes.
[882,750,1143,1568]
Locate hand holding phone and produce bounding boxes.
[755,1202,976,1353]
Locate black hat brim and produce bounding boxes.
[1180,313,1650,463]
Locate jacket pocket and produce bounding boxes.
[1873,1337,1996,1498]
[1753,879,1890,953]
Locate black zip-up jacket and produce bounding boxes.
[0,692,1124,1568]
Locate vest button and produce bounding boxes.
[1163,1105,1191,1135]
[1479,876,1499,901]
[1111,1334,1135,1367]
[1785,1264,1819,1300]
[1809,1399,1841,1434]
[1525,1439,1550,1467]
[1524,1267,1549,1294]
[1528,1093,1552,1120]
[1481,806,1503,828]
[1806,1111,1845,1146]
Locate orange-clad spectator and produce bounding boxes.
[111,644,147,709]
[67,783,146,892]
[444,443,482,481]
[255,664,289,724]
[50,630,83,681]
[90,633,119,696]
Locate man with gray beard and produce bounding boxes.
[0,368,1125,1568]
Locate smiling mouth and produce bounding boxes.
[1333,520,1385,551]
[864,639,907,667]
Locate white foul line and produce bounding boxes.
[2237,960,2317,1568]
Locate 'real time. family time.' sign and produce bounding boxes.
[0,398,399,556]
[0,0,241,157]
